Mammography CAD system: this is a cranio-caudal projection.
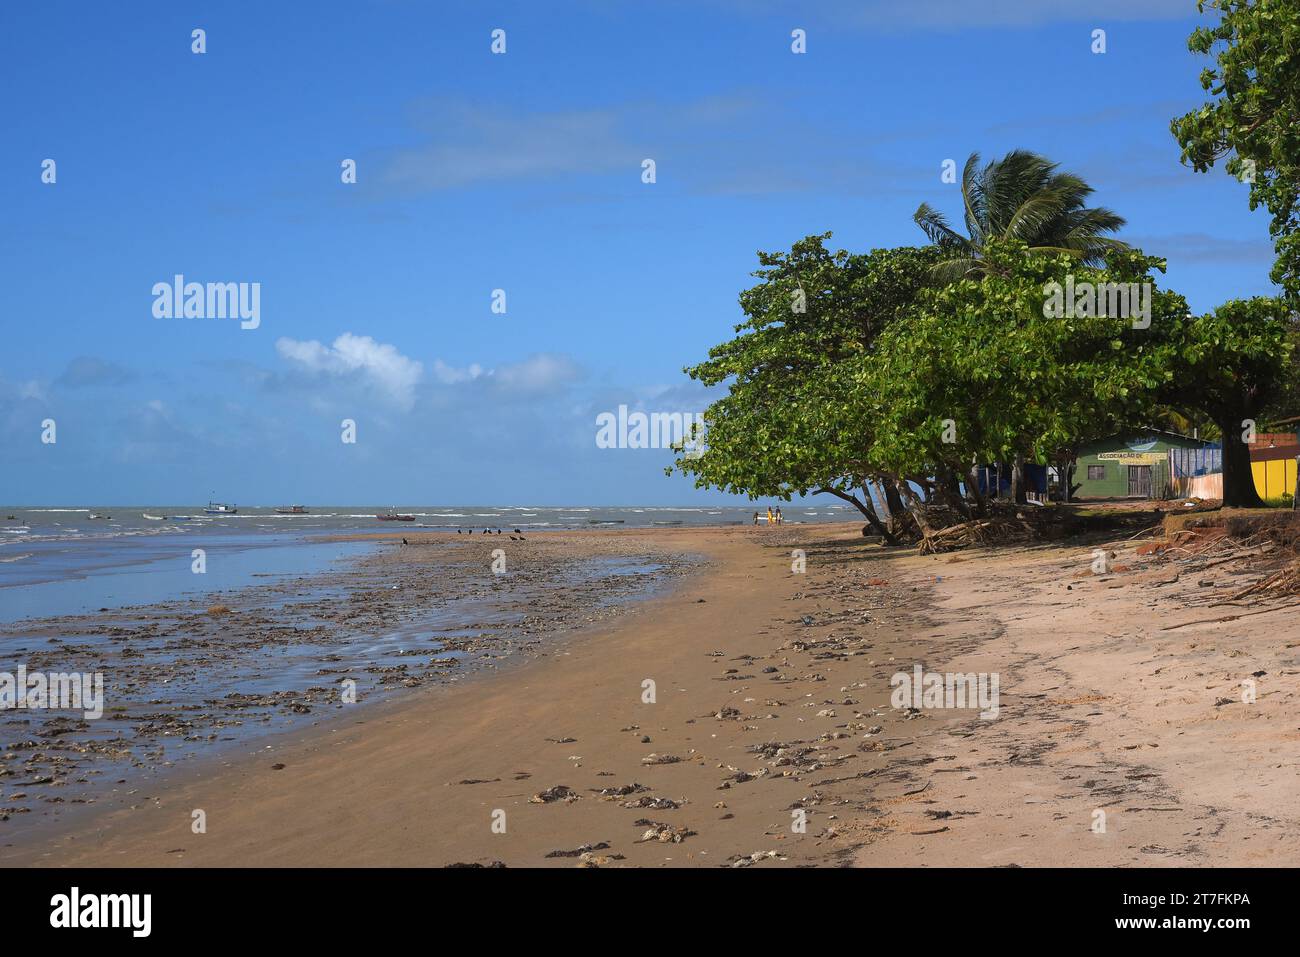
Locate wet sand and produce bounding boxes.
[6,523,1299,867]
[0,531,693,846]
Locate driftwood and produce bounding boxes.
[917,516,1037,555]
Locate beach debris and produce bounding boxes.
[545,841,612,858]
[545,736,577,744]
[530,785,579,804]
[446,860,508,868]
[270,763,286,770]
[640,753,682,765]
[727,850,784,868]
[623,795,684,810]
[634,820,696,844]
[591,782,647,798]
[207,605,233,616]
[576,852,625,867]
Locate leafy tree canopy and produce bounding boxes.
[1172,0,1300,301]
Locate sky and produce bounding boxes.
[0,0,1280,505]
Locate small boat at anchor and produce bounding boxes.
[204,502,238,515]
[376,512,415,522]
[275,505,309,514]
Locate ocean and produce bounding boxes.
[0,504,853,623]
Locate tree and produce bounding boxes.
[858,240,1189,521]
[671,237,939,542]
[913,150,1129,283]
[1172,0,1300,302]
[1165,297,1296,507]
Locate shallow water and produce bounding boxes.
[0,535,375,625]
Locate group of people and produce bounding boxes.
[753,506,783,525]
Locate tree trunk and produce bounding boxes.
[818,488,899,544]
[867,477,891,525]
[895,479,934,536]
[1012,453,1027,505]
[967,463,988,517]
[937,465,971,519]
[1218,416,1264,508]
[883,480,907,534]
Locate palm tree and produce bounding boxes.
[913,150,1129,282]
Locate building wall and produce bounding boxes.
[1075,433,1207,499]
[1251,448,1300,501]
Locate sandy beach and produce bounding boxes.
[7,519,1298,868]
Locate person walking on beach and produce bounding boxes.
[753,511,760,525]
[775,506,783,525]
[766,506,774,525]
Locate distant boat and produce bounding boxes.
[204,502,238,514]
[88,513,111,520]
[142,513,167,521]
[376,512,415,522]
[275,505,308,514]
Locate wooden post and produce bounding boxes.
[1293,456,1299,511]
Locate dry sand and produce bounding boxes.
[8,522,1299,867]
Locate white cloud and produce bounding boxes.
[492,353,581,394]
[431,353,581,394]
[276,333,424,409]
[384,104,635,191]
[18,380,46,401]
[431,359,485,385]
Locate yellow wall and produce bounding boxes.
[1252,458,1298,500]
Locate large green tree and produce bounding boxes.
[672,237,939,541]
[913,150,1129,283]
[1165,297,1296,507]
[858,241,1189,519]
[1172,0,1300,302]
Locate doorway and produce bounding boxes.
[1128,464,1152,498]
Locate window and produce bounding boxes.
[1087,465,1106,480]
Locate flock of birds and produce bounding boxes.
[402,527,526,546]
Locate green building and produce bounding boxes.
[1073,431,1209,500]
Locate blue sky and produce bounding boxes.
[0,0,1279,505]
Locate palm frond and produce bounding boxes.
[913,203,969,249]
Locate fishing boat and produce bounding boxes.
[275,505,309,514]
[376,512,415,522]
[88,512,111,520]
[204,502,238,515]
[142,513,167,521]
